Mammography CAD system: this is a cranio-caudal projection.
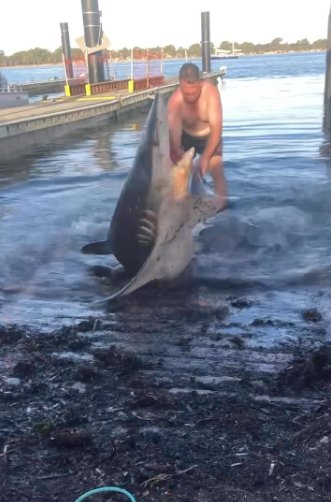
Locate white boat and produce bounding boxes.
[211,53,239,60]
[0,71,29,109]
[211,42,240,61]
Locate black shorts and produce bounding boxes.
[181,130,222,156]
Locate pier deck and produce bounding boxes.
[0,84,170,123]
[0,70,225,161]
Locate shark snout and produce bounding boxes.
[171,147,195,200]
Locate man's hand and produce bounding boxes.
[137,210,158,247]
[199,154,210,176]
[170,147,186,164]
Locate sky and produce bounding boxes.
[0,0,330,56]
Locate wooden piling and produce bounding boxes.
[324,2,331,129]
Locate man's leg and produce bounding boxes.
[209,154,227,210]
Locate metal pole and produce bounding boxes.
[146,49,150,88]
[60,23,74,79]
[105,52,110,80]
[131,48,134,81]
[324,2,331,130]
[201,11,211,73]
[128,48,134,93]
[81,0,105,84]
[160,48,163,76]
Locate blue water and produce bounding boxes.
[1,52,326,84]
[1,52,331,333]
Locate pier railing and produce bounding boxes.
[65,75,165,97]
[66,82,87,96]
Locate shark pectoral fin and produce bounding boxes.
[102,236,170,301]
[81,240,113,255]
[102,198,194,302]
[101,262,161,302]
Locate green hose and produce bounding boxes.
[74,486,136,502]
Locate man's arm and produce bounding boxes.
[200,85,223,175]
[168,91,185,162]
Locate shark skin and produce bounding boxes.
[82,93,172,275]
[104,148,196,300]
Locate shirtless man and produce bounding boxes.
[138,63,227,246]
[168,62,227,208]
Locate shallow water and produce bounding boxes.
[1,52,331,333]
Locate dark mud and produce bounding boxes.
[0,300,330,501]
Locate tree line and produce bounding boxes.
[0,38,327,66]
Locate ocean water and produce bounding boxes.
[1,52,326,84]
[1,52,331,332]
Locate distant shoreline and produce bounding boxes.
[0,50,325,70]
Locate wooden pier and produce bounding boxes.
[0,70,226,161]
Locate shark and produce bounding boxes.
[81,93,221,300]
